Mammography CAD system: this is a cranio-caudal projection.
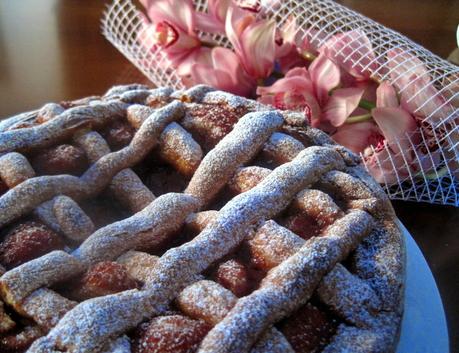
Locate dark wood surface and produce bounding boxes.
[0,0,458,351]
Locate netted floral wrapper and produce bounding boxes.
[102,0,459,206]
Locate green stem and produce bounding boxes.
[346,113,373,124]
[421,166,450,180]
[358,99,376,111]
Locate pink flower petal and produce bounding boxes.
[256,67,314,98]
[189,47,255,96]
[309,52,340,105]
[195,0,231,33]
[176,47,212,76]
[226,6,254,55]
[285,67,310,79]
[331,121,381,153]
[372,107,418,154]
[145,0,195,34]
[226,5,275,79]
[320,30,378,80]
[239,19,276,78]
[191,63,233,89]
[385,49,454,122]
[209,0,231,22]
[364,145,413,185]
[195,12,225,33]
[386,48,430,88]
[399,75,454,122]
[275,16,304,72]
[212,47,255,92]
[376,81,399,108]
[323,87,364,127]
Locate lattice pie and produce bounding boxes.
[0,85,405,353]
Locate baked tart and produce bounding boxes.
[0,84,405,353]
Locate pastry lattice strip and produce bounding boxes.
[27,146,349,352]
[0,84,402,350]
[0,87,214,334]
[0,87,276,344]
[118,251,294,353]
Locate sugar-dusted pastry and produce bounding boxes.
[0,84,404,353]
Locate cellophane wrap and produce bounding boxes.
[102,0,459,206]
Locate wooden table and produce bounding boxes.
[0,0,458,351]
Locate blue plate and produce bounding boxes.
[396,220,449,353]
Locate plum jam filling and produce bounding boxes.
[0,178,7,197]
[30,144,88,177]
[277,301,340,353]
[181,103,248,152]
[100,120,136,151]
[131,315,211,353]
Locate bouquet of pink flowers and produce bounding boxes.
[103,0,459,206]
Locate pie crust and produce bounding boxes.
[0,84,405,353]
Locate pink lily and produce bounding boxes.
[226,5,277,79]
[189,47,256,96]
[139,0,201,66]
[319,30,379,81]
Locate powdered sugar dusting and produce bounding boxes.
[117,251,159,284]
[262,132,305,164]
[185,111,284,206]
[199,211,372,353]
[22,288,77,330]
[0,250,84,306]
[0,85,404,352]
[0,152,35,188]
[159,122,203,177]
[75,131,155,212]
[73,193,199,266]
[176,280,293,352]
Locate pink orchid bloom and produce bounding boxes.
[195,0,231,33]
[235,0,262,12]
[332,121,383,154]
[189,47,256,96]
[257,67,322,121]
[319,30,379,81]
[140,0,201,66]
[386,49,454,123]
[226,5,276,79]
[175,46,212,77]
[322,87,365,127]
[274,16,306,73]
[332,81,420,184]
[257,53,363,128]
[366,83,421,184]
[309,52,364,128]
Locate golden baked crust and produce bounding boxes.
[0,84,405,353]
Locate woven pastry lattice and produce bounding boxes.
[0,85,403,352]
[101,0,459,206]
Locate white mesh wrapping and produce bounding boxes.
[102,0,459,206]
